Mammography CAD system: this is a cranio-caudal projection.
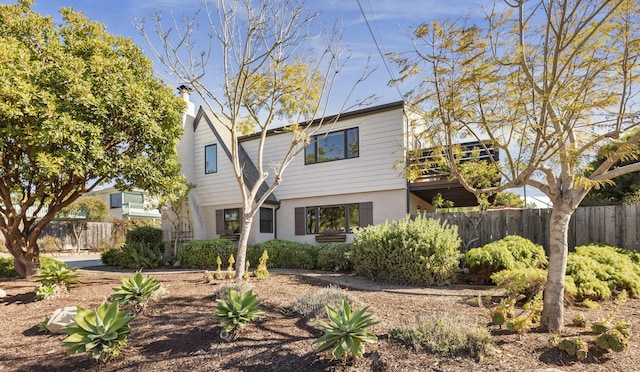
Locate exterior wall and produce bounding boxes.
[276,189,407,245]
[241,108,407,200]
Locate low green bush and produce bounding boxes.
[388,315,493,360]
[177,239,237,269]
[290,285,361,319]
[0,256,17,277]
[125,226,163,247]
[250,239,317,270]
[351,215,461,286]
[102,243,166,269]
[316,243,353,272]
[465,235,548,284]
[490,267,547,300]
[566,244,640,300]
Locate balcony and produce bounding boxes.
[408,141,499,207]
[121,202,161,219]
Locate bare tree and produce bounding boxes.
[391,0,640,332]
[137,0,371,278]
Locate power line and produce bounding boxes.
[356,0,404,101]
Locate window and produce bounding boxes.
[259,207,273,233]
[305,127,359,164]
[205,144,217,174]
[224,208,240,234]
[109,193,122,209]
[305,203,360,234]
[123,192,144,205]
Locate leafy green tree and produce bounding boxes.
[583,132,640,205]
[0,1,185,277]
[139,0,370,278]
[391,0,640,332]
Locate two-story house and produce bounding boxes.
[168,89,488,245]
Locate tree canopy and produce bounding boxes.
[391,0,640,332]
[0,0,185,277]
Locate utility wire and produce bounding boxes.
[356,0,404,101]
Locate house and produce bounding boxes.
[167,88,488,245]
[86,186,161,220]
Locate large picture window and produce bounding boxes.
[205,144,217,174]
[305,128,359,164]
[305,204,360,234]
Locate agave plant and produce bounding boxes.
[34,259,81,290]
[110,271,162,315]
[62,301,134,364]
[211,289,263,340]
[313,300,380,360]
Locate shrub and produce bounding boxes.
[125,226,163,247]
[110,271,162,315]
[313,300,379,360]
[211,289,263,340]
[213,281,255,301]
[388,315,493,360]
[177,239,237,269]
[62,301,134,364]
[290,285,361,319]
[101,242,166,269]
[351,215,461,286]
[465,236,548,284]
[253,250,269,279]
[551,337,588,360]
[490,267,547,300]
[316,243,353,272]
[34,283,66,301]
[38,235,63,253]
[250,239,317,270]
[101,248,125,267]
[0,256,18,277]
[566,245,640,301]
[572,313,587,327]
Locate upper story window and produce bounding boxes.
[109,193,122,209]
[305,127,359,164]
[205,144,217,174]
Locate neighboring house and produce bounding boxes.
[167,89,488,245]
[86,186,161,220]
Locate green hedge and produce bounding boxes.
[0,255,66,278]
[316,243,353,272]
[351,215,462,286]
[177,239,238,269]
[464,235,548,284]
[125,226,163,247]
[249,239,317,270]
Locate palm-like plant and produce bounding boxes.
[62,301,134,363]
[313,300,380,360]
[211,289,263,340]
[110,271,162,315]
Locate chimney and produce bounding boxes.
[178,85,193,103]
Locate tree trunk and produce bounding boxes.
[540,200,574,332]
[4,230,40,278]
[234,216,254,279]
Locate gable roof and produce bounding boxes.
[194,109,279,205]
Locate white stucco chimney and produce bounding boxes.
[178,85,195,119]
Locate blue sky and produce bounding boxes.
[13,0,499,112]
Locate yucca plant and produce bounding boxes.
[62,301,134,364]
[110,271,162,315]
[34,259,81,290]
[211,289,263,340]
[313,300,380,360]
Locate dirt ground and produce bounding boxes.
[1,267,639,371]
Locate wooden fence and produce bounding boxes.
[425,205,640,253]
[41,221,115,252]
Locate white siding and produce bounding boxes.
[242,107,407,199]
[192,112,243,207]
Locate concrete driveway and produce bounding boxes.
[50,252,103,269]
